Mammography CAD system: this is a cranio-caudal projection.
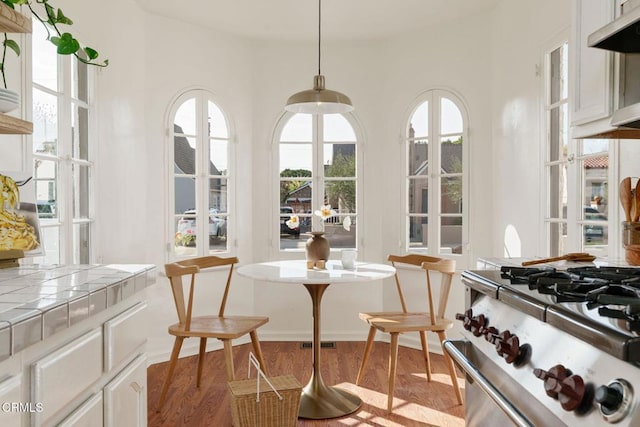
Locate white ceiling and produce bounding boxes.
[135,0,502,41]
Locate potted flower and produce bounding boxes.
[0,0,108,112]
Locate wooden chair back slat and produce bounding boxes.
[386,254,456,325]
[164,256,239,329]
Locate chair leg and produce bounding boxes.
[356,326,376,385]
[196,337,207,387]
[249,330,268,375]
[157,336,184,412]
[222,339,235,381]
[419,331,432,382]
[387,332,399,413]
[438,331,463,405]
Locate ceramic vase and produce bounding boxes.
[306,231,330,262]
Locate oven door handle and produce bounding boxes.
[443,339,534,427]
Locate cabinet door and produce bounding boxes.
[571,0,615,125]
[0,375,23,427]
[57,393,103,427]
[103,302,147,372]
[104,354,147,427]
[31,329,103,426]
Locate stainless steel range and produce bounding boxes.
[444,265,640,427]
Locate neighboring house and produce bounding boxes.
[584,153,608,213]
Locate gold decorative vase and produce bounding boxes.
[306,232,330,268]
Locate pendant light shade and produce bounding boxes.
[284,0,353,114]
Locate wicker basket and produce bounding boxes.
[228,374,302,427]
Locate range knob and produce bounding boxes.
[555,374,586,412]
[533,364,570,399]
[455,309,487,337]
[479,325,499,341]
[493,330,528,365]
[595,379,634,423]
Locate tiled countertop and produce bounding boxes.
[0,263,156,361]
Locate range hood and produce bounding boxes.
[580,0,640,139]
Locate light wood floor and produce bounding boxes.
[147,341,465,426]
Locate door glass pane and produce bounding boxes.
[174,215,197,256]
[409,139,428,176]
[174,177,195,214]
[409,216,428,249]
[549,106,568,163]
[73,223,90,264]
[32,20,58,91]
[209,139,228,175]
[208,101,228,138]
[35,160,58,220]
[281,114,312,142]
[410,102,428,138]
[324,182,356,215]
[72,164,90,219]
[408,178,428,214]
[548,222,566,257]
[441,137,463,175]
[441,216,463,254]
[548,164,567,220]
[280,179,311,213]
[72,55,88,102]
[582,152,608,250]
[33,89,59,155]
[174,136,196,175]
[40,226,60,264]
[550,44,568,104]
[279,143,312,172]
[175,98,196,135]
[323,114,356,141]
[441,98,463,134]
[324,144,355,177]
[208,177,227,213]
[71,104,89,160]
[441,176,462,214]
[324,217,356,249]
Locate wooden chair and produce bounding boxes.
[157,256,269,411]
[356,254,463,412]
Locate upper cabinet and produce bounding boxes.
[0,1,32,135]
[570,0,615,128]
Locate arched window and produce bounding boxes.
[406,90,468,255]
[275,113,360,252]
[168,90,230,258]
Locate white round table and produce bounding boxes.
[236,259,395,420]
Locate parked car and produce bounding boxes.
[176,208,226,246]
[280,206,300,238]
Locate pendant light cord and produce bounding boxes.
[318,0,322,75]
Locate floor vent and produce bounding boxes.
[300,341,337,349]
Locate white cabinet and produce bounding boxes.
[31,329,103,426]
[57,393,103,427]
[0,375,23,427]
[571,0,615,127]
[103,354,147,427]
[103,302,147,372]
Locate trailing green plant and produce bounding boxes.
[0,0,108,89]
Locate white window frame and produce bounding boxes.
[403,89,469,260]
[29,23,96,265]
[272,111,363,257]
[166,88,234,261]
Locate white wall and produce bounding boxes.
[490,0,572,258]
[0,0,573,363]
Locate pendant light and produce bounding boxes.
[284,0,353,114]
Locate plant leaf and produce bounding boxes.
[56,8,73,25]
[83,47,98,60]
[49,36,60,46]
[44,3,55,24]
[4,39,20,56]
[53,33,79,55]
